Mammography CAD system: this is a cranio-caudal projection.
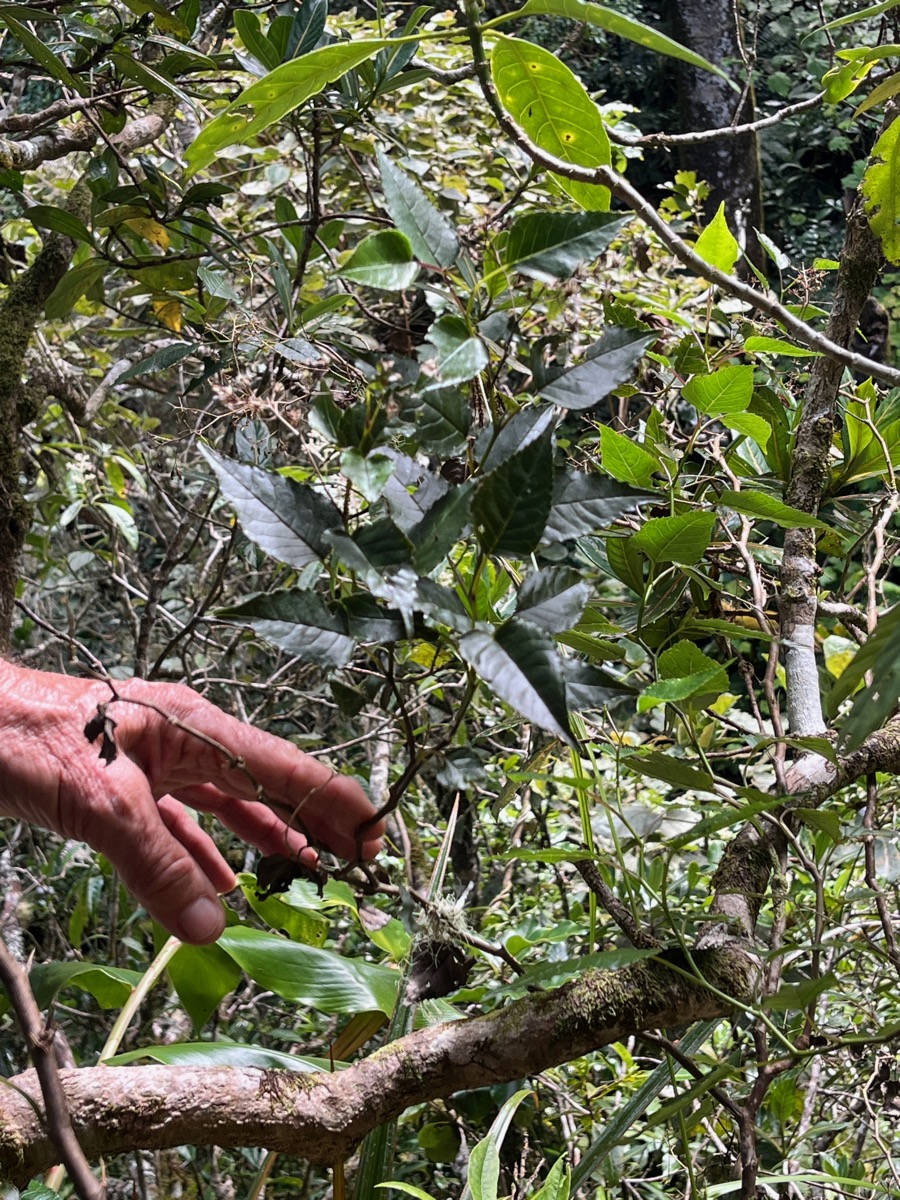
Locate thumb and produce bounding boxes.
[88,774,228,945]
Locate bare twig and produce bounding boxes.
[574,859,661,949]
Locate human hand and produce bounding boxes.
[0,662,383,944]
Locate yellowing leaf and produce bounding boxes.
[693,202,739,276]
[125,218,171,248]
[153,298,182,332]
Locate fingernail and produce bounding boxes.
[180,896,224,944]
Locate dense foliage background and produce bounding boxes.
[4,1,900,1198]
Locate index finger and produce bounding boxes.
[116,681,385,860]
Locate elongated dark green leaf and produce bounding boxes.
[27,962,142,1011]
[381,453,450,531]
[623,750,717,793]
[26,204,93,245]
[516,567,590,633]
[0,13,86,93]
[409,483,473,573]
[201,446,343,568]
[402,384,472,454]
[542,470,655,543]
[541,329,657,410]
[376,149,459,267]
[119,341,197,381]
[473,429,554,556]
[491,34,611,210]
[107,1041,339,1071]
[234,9,280,71]
[168,941,242,1028]
[44,258,106,319]
[504,211,628,281]
[186,40,389,175]
[218,926,399,1015]
[460,619,574,744]
[631,512,716,565]
[830,602,900,748]
[339,230,419,290]
[513,0,732,79]
[217,590,356,667]
[482,405,557,472]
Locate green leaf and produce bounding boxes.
[829,602,900,747]
[659,639,729,686]
[217,590,356,667]
[460,619,575,745]
[27,962,142,1010]
[622,750,717,793]
[724,411,771,448]
[463,1090,535,1200]
[683,364,753,416]
[631,512,716,565]
[234,8,281,71]
[341,449,396,502]
[503,210,628,281]
[239,873,330,946]
[513,0,734,81]
[217,926,399,1015]
[637,667,727,712]
[491,34,611,211]
[863,117,900,264]
[542,470,655,542]
[107,1040,338,1072]
[339,230,419,290]
[718,489,829,531]
[118,341,197,381]
[376,149,459,268]
[516,567,590,633]
[531,1157,570,1200]
[26,204,93,245]
[744,335,820,357]
[693,202,739,275]
[402,384,472,454]
[423,316,488,384]
[473,428,554,556]
[44,258,106,319]
[541,329,657,410]
[767,972,837,1012]
[168,941,242,1028]
[201,446,343,569]
[409,483,473,574]
[418,1121,462,1164]
[0,13,86,93]
[185,40,389,175]
[599,425,659,488]
[794,807,843,843]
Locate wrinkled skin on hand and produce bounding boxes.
[0,662,383,944]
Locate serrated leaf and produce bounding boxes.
[491,34,611,211]
[724,411,771,447]
[482,405,557,472]
[186,40,389,175]
[423,315,488,384]
[402,384,472,454]
[516,567,590,633]
[515,0,733,80]
[718,488,829,531]
[217,926,399,1015]
[201,446,342,568]
[623,750,717,793]
[409,483,473,573]
[376,149,459,267]
[599,425,658,487]
[473,429,554,556]
[794,807,843,843]
[637,667,725,712]
[341,449,396,502]
[339,230,419,290]
[541,328,657,410]
[542,470,655,542]
[694,201,739,275]
[632,512,716,565]
[217,590,356,667]
[460,619,574,744]
[682,364,753,416]
[503,210,628,281]
[863,117,900,264]
[744,335,820,357]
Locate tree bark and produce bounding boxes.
[0,948,755,1184]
